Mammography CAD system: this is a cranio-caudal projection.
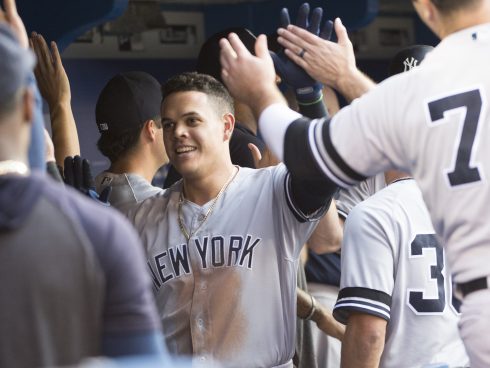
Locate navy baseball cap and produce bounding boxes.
[0,24,35,101]
[197,27,257,84]
[95,71,162,135]
[389,45,434,76]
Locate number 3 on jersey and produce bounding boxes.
[407,234,459,315]
[427,89,484,187]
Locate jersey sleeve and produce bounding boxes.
[333,201,396,324]
[323,77,410,186]
[259,76,411,189]
[271,164,326,260]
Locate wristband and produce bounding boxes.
[305,294,317,320]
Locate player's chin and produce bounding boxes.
[171,159,199,178]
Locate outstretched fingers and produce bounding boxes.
[51,41,63,71]
[248,143,262,168]
[334,18,350,45]
[219,36,236,78]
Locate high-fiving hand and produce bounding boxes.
[30,32,71,109]
[219,33,286,119]
[271,3,333,103]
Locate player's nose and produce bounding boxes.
[173,121,189,138]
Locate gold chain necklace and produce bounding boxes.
[178,166,239,241]
[0,160,29,176]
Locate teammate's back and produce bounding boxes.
[334,180,468,367]
[0,173,160,368]
[327,23,490,284]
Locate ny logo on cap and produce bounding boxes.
[98,123,109,132]
[403,57,419,72]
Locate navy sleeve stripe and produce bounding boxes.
[318,118,368,184]
[338,286,392,307]
[307,119,353,188]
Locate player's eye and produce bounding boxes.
[186,117,199,125]
[162,121,174,131]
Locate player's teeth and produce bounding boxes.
[176,147,196,153]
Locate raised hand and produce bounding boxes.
[278,17,375,102]
[271,3,333,103]
[30,33,71,108]
[30,32,80,167]
[220,33,285,120]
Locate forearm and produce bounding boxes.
[307,200,343,253]
[49,101,80,167]
[337,68,376,102]
[249,86,288,126]
[297,288,345,340]
[341,315,385,368]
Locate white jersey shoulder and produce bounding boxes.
[334,180,468,367]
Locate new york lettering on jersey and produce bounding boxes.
[148,234,261,289]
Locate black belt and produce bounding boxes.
[457,277,488,298]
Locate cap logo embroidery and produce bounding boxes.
[403,57,419,72]
[98,123,109,131]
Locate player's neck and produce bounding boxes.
[109,150,159,183]
[384,170,411,185]
[438,2,490,38]
[182,162,237,206]
[0,140,28,166]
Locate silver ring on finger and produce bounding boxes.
[298,49,306,58]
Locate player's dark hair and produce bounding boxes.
[161,72,234,115]
[97,115,161,163]
[418,0,481,14]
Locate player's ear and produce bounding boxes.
[414,0,436,24]
[222,112,235,142]
[142,118,159,142]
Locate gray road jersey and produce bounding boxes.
[334,180,468,367]
[335,173,386,218]
[126,165,321,367]
[95,172,163,210]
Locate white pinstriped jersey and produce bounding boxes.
[125,164,323,367]
[334,179,468,368]
[281,24,490,284]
